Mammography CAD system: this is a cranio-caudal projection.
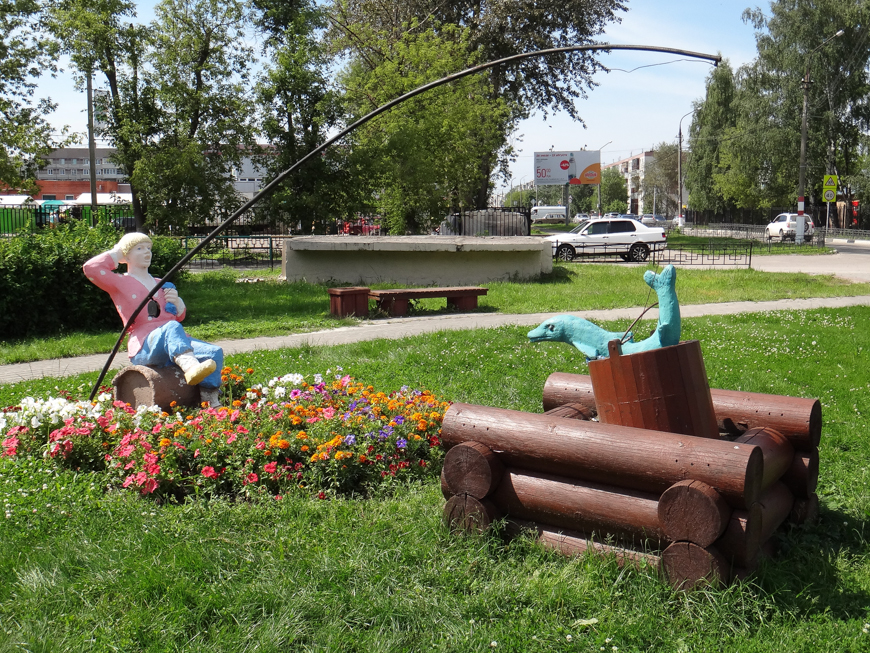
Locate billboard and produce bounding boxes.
[534,150,601,186]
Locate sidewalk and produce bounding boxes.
[3,293,870,385]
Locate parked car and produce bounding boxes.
[620,213,640,221]
[672,216,686,228]
[572,213,590,223]
[603,212,620,218]
[543,216,667,262]
[764,213,815,241]
[641,214,666,226]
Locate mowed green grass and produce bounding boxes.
[1,262,868,364]
[1,304,869,651]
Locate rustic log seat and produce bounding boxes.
[369,286,488,316]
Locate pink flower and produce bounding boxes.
[194,449,200,458]
[255,441,266,450]
[135,471,148,486]
[244,472,258,485]
[152,425,163,434]
[143,453,158,466]
[226,433,237,444]
[145,463,160,476]
[141,478,158,494]
[306,417,319,423]
[201,466,219,479]
[322,407,335,419]
[122,475,135,488]
[274,495,283,500]
[236,425,248,434]
[264,462,277,474]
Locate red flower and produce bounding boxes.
[317,491,326,500]
[244,472,258,485]
[202,466,219,479]
[264,462,277,474]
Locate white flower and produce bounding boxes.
[489,643,497,648]
[30,416,41,428]
[273,386,286,398]
[314,373,323,384]
[566,635,573,641]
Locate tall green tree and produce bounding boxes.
[0,0,66,192]
[642,142,679,216]
[251,0,354,233]
[326,0,627,207]
[685,61,738,214]
[600,165,627,213]
[48,0,256,232]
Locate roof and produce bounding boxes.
[0,195,35,206]
[73,192,133,205]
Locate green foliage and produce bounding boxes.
[341,23,511,233]
[0,222,184,339]
[641,141,679,216]
[600,166,628,213]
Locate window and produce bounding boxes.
[46,169,54,175]
[42,194,56,200]
[65,195,75,200]
[70,158,77,164]
[586,222,609,235]
[58,158,65,164]
[610,221,637,233]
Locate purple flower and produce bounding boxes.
[344,434,356,445]
[394,415,404,425]
[396,438,408,449]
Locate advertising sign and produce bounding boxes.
[534,150,601,186]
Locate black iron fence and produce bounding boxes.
[693,224,827,248]
[439,207,532,236]
[180,235,282,269]
[651,244,753,268]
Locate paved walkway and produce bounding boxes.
[3,292,870,385]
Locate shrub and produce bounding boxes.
[0,221,185,339]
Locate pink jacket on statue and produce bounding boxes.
[83,252,188,358]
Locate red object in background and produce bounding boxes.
[852,200,859,217]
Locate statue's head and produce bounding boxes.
[117,232,152,257]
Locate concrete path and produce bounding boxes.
[2,293,870,385]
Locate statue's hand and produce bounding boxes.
[163,288,180,304]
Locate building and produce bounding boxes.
[602,149,688,216]
[31,146,267,202]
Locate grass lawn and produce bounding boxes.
[1,302,870,651]
[1,263,869,365]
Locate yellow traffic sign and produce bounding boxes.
[823,174,838,189]
[823,189,836,203]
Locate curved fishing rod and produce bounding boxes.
[89,43,721,400]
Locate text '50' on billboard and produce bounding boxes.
[534,150,601,186]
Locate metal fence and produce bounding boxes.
[695,224,828,248]
[651,244,753,268]
[180,236,282,270]
[0,204,135,234]
[439,207,532,236]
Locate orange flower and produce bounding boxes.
[296,431,308,440]
[278,439,290,449]
[159,438,171,447]
[246,368,254,374]
[300,445,309,452]
[417,420,427,431]
[358,454,367,463]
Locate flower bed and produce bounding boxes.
[1,368,448,500]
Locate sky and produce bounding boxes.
[39,0,763,192]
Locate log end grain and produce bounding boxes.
[658,480,732,548]
[443,495,501,535]
[662,541,728,590]
[543,403,596,421]
[442,441,504,499]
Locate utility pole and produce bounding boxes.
[678,110,693,223]
[596,140,611,217]
[87,68,98,226]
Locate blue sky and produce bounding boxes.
[41,0,763,191]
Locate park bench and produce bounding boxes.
[369,286,488,317]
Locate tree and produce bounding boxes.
[250,0,355,233]
[326,0,627,207]
[339,22,510,233]
[48,0,257,232]
[0,0,67,192]
[642,142,679,216]
[696,1,870,218]
[685,61,738,215]
[600,166,627,213]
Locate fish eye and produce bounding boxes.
[547,324,554,331]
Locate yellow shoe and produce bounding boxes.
[184,359,216,385]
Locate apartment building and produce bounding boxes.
[602,151,656,215]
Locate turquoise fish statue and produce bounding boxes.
[527,264,681,360]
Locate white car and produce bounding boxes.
[572,213,590,223]
[765,213,815,241]
[544,217,667,262]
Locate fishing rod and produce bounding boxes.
[89,42,721,400]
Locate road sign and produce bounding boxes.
[823,189,836,202]
[823,174,838,188]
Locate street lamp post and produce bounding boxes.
[596,140,612,216]
[797,29,844,244]
[678,110,694,224]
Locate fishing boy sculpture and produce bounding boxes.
[528,264,681,358]
[83,233,223,407]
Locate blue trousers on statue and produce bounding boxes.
[130,321,223,389]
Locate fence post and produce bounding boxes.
[269,236,274,269]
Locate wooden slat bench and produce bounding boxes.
[369,287,488,317]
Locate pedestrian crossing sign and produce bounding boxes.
[823,175,838,189]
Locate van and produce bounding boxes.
[530,206,568,223]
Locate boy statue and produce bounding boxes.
[83,233,223,407]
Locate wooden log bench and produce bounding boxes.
[368,286,488,317]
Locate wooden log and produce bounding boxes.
[789,492,819,526]
[442,495,501,535]
[715,503,763,569]
[758,482,795,544]
[442,402,763,508]
[113,364,200,412]
[661,541,728,590]
[735,428,795,491]
[491,468,665,548]
[505,518,661,572]
[781,450,819,499]
[542,373,822,451]
[588,340,719,439]
[658,480,732,548]
[442,441,504,499]
[730,539,778,582]
[440,468,452,500]
[543,403,594,420]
